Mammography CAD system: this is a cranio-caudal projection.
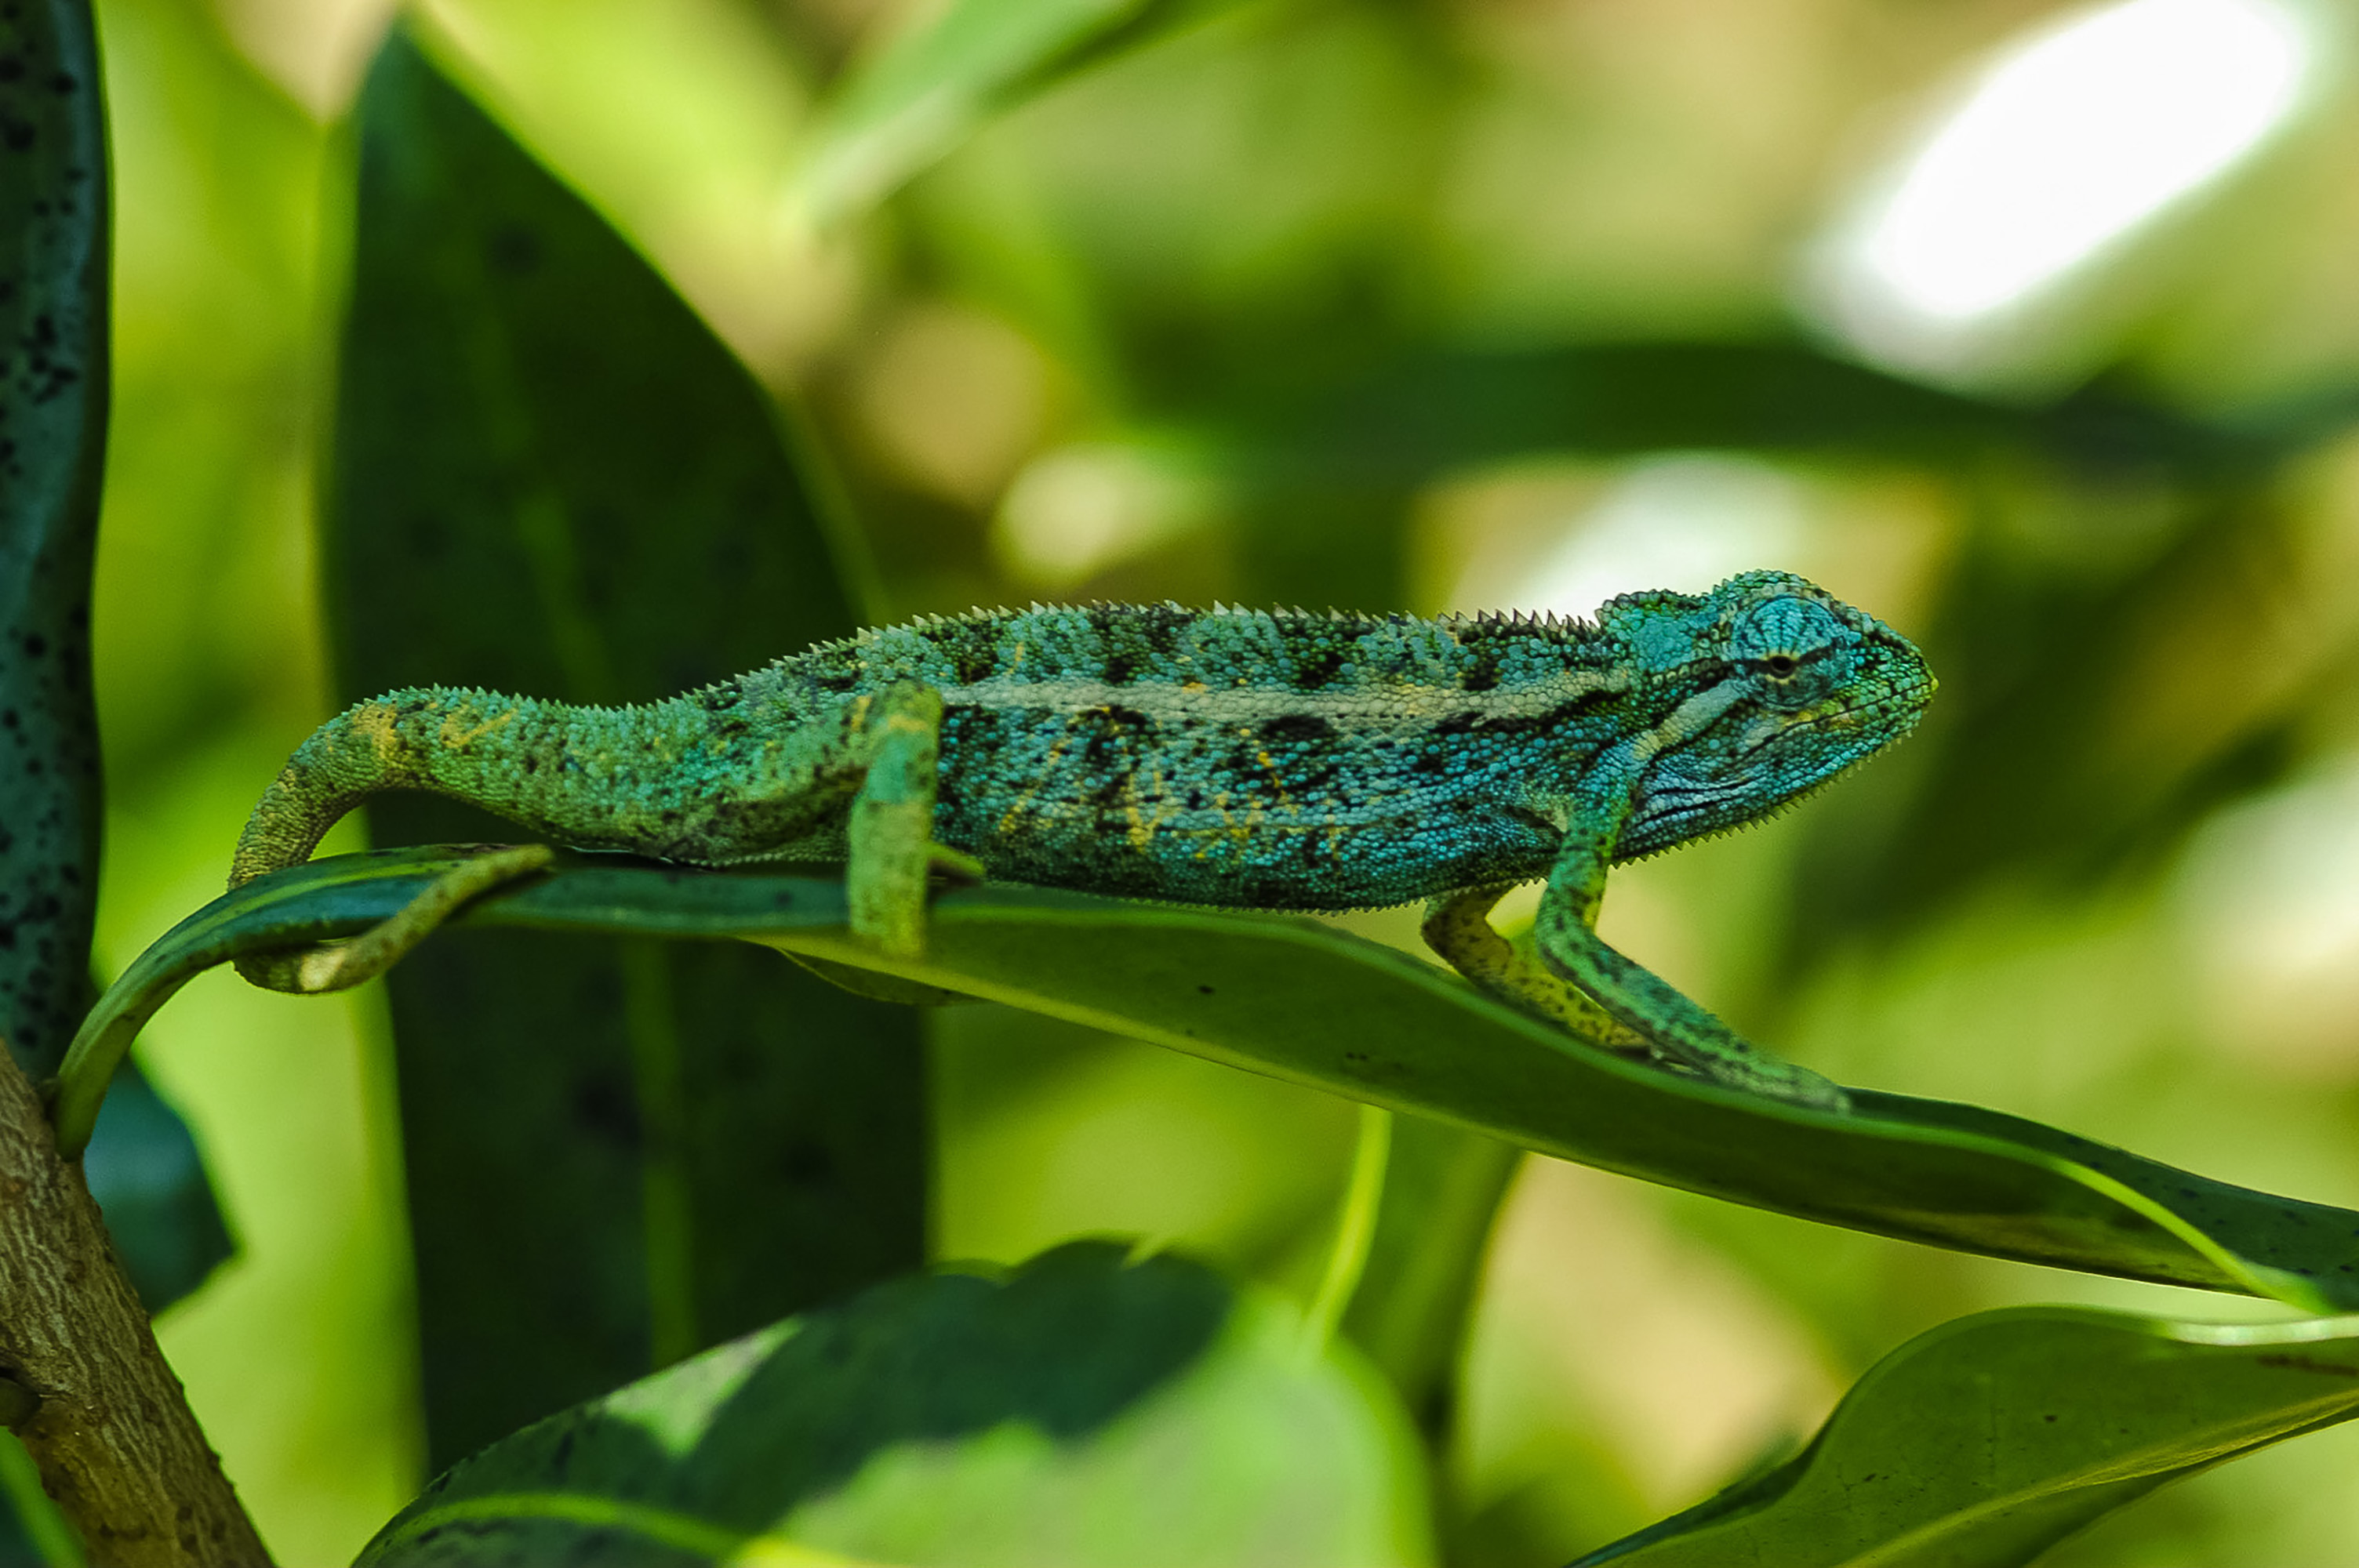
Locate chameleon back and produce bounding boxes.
[780,583,1930,910]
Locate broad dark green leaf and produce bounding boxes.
[56,851,2359,1313]
[1574,1305,2359,1566]
[0,9,229,1559]
[78,1057,231,1312]
[0,0,107,1080]
[327,31,923,1467]
[357,1241,1430,1567]
[799,0,1228,223]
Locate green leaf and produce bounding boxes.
[58,851,2359,1314]
[0,8,230,1555]
[0,0,107,1080]
[1229,342,2258,479]
[78,1057,231,1312]
[324,31,924,1468]
[1208,341,2255,611]
[798,0,1229,223]
[357,1241,1431,1567]
[1573,1305,2359,1566]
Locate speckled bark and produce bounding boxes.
[0,1046,266,1565]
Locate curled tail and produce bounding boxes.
[229,688,579,888]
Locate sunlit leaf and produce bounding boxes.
[1575,1305,2359,1566]
[357,1241,1431,1567]
[323,31,923,1468]
[799,0,1232,223]
[59,849,2359,1314]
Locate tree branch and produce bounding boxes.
[0,1045,268,1565]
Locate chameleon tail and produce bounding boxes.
[229,688,579,888]
[228,688,572,994]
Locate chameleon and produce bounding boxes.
[228,569,1935,1111]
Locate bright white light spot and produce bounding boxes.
[1507,455,1810,622]
[1817,0,2310,373]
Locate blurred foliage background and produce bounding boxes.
[70,0,2359,1559]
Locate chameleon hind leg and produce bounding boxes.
[843,682,980,960]
[234,681,975,994]
[1521,812,1848,1112]
[234,844,558,994]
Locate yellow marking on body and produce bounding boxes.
[1252,748,1298,815]
[439,708,518,750]
[350,701,402,766]
[995,728,1075,837]
[1120,767,1165,851]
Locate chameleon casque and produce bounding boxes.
[229,570,1934,1112]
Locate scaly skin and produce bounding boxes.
[230,571,1935,1109]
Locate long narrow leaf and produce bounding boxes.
[59,850,2359,1312]
[798,0,1233,223]
[0,0,107,1080]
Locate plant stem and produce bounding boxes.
[1303,1103,1393,1351]
[0,1044,270,1565]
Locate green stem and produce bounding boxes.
[619,939,698,1369]
[1303,1103,1392,1350]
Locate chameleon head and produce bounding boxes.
[1600,570,1936,859]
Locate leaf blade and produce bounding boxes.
[1572,1307,2359,1567]
[65,849,2359,1313]
[0,0,107,1079]
[325,31,926,1467]
[357,1242,1432,1568]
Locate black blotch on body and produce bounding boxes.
[1293,647,1347,689]
[1257,713,1334,746]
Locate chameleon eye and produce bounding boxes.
[1761,653,1799,678]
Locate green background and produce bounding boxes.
[64,0,2359,1561]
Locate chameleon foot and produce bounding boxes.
[233,844,556,994]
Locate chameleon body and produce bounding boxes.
[230,571,1934,1109]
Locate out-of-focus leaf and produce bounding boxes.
[1339,1115,1518,1441]
[60,851,2359,1313]
[0,0,107,1080]
[356,1241,1431,1568]
[1199,341,2264,609]
[324,30,924,1468]
[1231,343,2260,482]
[798,0,1232,223]
[1789,480,2342,960]
[1572,1306,2359,1567]
[78,1056,231,1313]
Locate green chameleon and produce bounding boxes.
[230,569,1933,1112]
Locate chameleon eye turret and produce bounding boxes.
[233,575,1935,1112]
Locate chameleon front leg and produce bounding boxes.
[1419,886,1652,1057]
[1524,803,1849,1112]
